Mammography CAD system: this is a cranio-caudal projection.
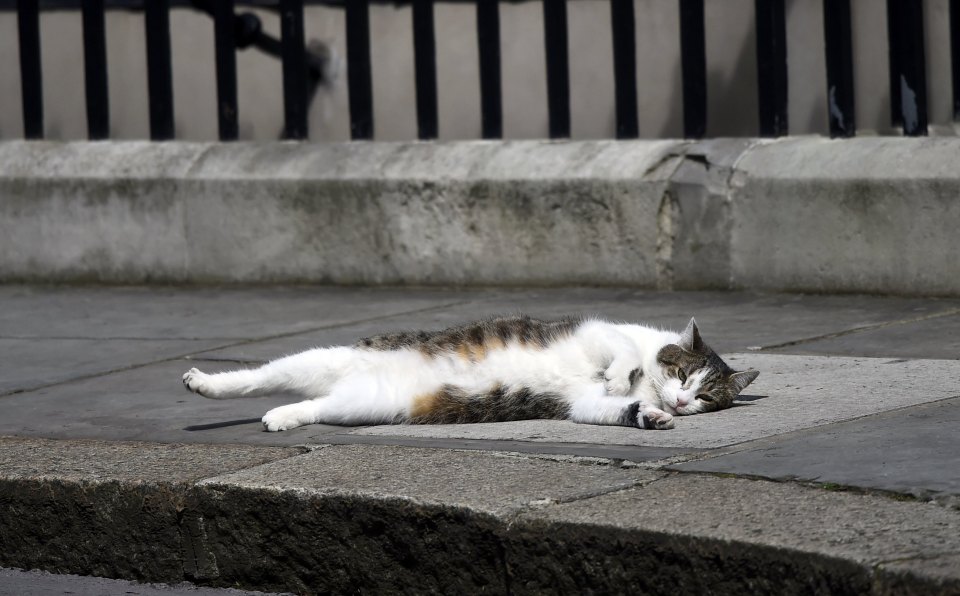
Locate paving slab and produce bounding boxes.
[0,338,225,394]
[877,554,960,593]
[0,437,303,584]
[3,352,959,461]
[511,474,960,592]
[200,444,662,516]
[0,361,301,446]
[766,311,960,359]
[0,285,466,340]
[671,397,960,505]
[349,353,960,448]
[0,436,301,484]
[2,285,959,593]
[1,436,956,594]
[0,285,469,394]
[194,288,960,361]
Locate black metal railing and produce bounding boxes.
[6,0,960,142]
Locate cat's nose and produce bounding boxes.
[676,397,688,407]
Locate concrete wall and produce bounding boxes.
[1,0,958,142]
[1,138,958,296]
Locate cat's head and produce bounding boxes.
[654,318,758,416]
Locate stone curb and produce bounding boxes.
[1,138,958,295]
[1,438,957,594]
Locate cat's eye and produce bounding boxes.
[677,369,687,383]
[698,394,714,402]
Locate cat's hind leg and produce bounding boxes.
[262,374,409,431]
[183,347,356,399]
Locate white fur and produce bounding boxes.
[182,320,685,432]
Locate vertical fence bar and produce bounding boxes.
[610,0,638,138]
[755,0,788,136]
[346,0,374,139]
[887,0,928,135]
[81,0,109,139]
[823,0,855,137]
[145,0,174,140]
[543,0,570,138]
[17,0,43,139]
[952,0,960,121]
[679,0,706,139]
[280,0,308,139]
[213,0,238,140]
[412,0,438,139]
[476,0,502,139]
[886,0,902,126]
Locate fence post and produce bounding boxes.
[81,0,110,139]
[887,0,928,135]
[213,0,239,140]
[756,0,788,137]
[610,0,639,139]
[476,0,502,139]
[952,0,960,121]
[679,0,706,139]
[280,0,308,139]
[346,0,374,139]
[16,0,43,139]
[543,0,570,138]
[823,0,855,138]
[413,0,438,139]
[145,0,174,140]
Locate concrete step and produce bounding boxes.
[2,437,958,595]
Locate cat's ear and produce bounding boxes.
[730,370,759,393]
[678,317,704,352]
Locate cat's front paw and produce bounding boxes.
[183,368,215,397]
[604,362,640,396]
[640,407,674,430]
[604,375,632,396]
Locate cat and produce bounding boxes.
[182,316,758,432]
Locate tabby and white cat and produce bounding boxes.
[182,316,758,432]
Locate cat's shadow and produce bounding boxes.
[734,394,768,404]
[184,418,262,431]
[182,396,771,431]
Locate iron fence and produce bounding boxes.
[6,0,960,141]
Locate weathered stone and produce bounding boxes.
[0,438,300,583]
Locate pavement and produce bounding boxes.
[0,285,958,594]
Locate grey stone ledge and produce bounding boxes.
[1,438,958,594]
[1,138,959,295]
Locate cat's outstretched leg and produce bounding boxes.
[262,375,407,431]
[183,347,356,399]
[567,389,674,430]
